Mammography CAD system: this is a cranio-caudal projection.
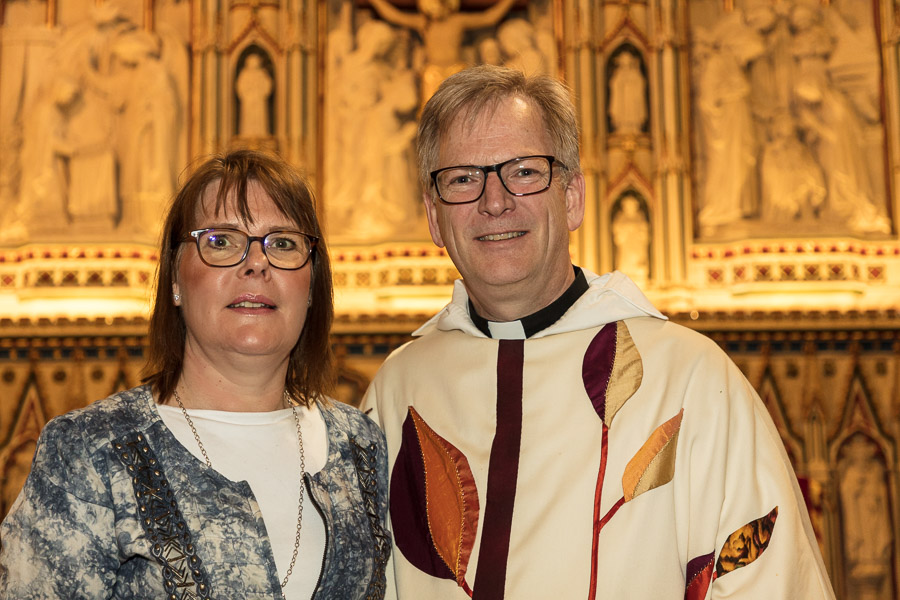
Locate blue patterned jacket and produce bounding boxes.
[0,385,391,599]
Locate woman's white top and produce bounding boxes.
[157,401,328,600]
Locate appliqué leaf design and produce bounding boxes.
[583,321,644,600]
[715,507,779,578]
[622,409,684,502]
[582,321,643,427]
[683,552,715,600]
[389,407,479,594]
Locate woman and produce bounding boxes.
[0,150,391,599]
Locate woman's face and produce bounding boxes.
[173,180,312,366]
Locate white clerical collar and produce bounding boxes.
[469,266,589,339]
[486,320,527,340]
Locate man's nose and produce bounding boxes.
[478,171,515,216]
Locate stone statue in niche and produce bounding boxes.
[327,19,419,239]
[236,53,274,138]
[367,0,517,104]
[611,195,650,286]
[608,49,647,135]
[838,435,894,600]
[497,18,546,75]
[691,1,891,238]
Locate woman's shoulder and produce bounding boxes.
[319,398,385,447]
[27,386,157,494]
[41,385,156,450]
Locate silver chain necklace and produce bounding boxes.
[173,388,305,598]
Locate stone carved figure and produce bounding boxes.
[478,37,503,66]
[838,435,894,600]
[534,16,557,75]
[325,1,355,220]
[695,11,765,236]
[367,0,517,104]
[692,1,891,237]
[1,3,123,239]
[611,196,650,285]
[156,0,192,183]
[760,112,825,221]
[236,53,274,137]
[0,0,56,227]
[109,31,180,234]
[498,18,547,75]
[608,49,647,135]
[791,5,890,234]
[358,69,419,235]
[17,77,79,235]
[7,3,183,240]
[328,20,419,239]
[744,5,792,127]
[3,0,46,25]
[55,76,119,230]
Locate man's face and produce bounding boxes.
[424,95,585,320]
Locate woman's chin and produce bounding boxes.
[228,339,295,360]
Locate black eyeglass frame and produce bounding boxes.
[182,228,319,270]
[429,155,567,205]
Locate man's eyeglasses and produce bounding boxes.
[182,228,318,270]
[430,155,566,205]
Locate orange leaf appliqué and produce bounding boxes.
[622,409,684,502]
[409,407,479,589]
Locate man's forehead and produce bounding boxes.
[449,94,538,131]
[438,95,551,162]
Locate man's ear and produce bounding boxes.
[423,192,446,248]
[564,171,586,232]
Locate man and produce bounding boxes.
[364,65,834,599]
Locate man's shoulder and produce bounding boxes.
[386,326,473,358]
[622,315,724,355]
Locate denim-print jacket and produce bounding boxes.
[0,385,391,599]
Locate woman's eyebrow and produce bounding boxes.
[199,222,302,233]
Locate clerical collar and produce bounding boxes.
[468,266,589,339]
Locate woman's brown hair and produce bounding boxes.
[142,149,335,406]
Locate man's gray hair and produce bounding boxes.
[416,64,581,191]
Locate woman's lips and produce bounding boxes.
[227,294,276,309]
[228,301,274,308]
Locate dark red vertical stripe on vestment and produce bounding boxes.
[472,339,525,600]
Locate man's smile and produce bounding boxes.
[477,231,526,241]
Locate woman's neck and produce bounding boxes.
[174,345,291,412]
